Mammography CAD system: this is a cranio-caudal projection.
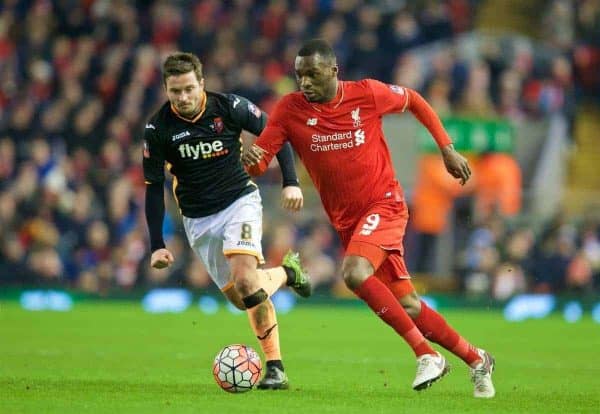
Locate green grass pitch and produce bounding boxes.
[1,301,599,413]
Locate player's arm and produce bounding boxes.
[230,94,296,181]
[241,99,289,176]
[404,89,471,185]
[142,124,174,268]
[230,95,302,210]
[368,79,471,185]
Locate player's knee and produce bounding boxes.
[241,288,268,309]
[399,291,421,318]
[228,293,247,310]
[230,256,258,297]
[341,258,372,290]
[223,286,247,310]
[229,297,246,310]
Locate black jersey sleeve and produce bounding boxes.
[142,122,166,185]
[145,182,165,252]
[275,143,299,187]
[228,94,266,136]
[142,121,167,252]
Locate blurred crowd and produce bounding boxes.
[1,0,599,298]
[457,208,600,300]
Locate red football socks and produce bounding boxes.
[354,276,436,357]
[413,300,481,366]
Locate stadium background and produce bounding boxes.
[2,1,600,413]
[1,0,599,304]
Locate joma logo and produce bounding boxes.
[172,131,191,141]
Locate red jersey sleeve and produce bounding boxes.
[366,79,410,115]
[247,98,289,176]
[367,79,452,149]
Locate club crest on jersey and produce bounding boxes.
[351,107,362,127]
[307,117,318,126]
[212,117,224,133]
[172,130,191,141]
[389,85,405,95]
[248,102,261,118]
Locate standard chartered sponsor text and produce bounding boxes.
[311,131,353,152]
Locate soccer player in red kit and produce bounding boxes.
[244,39,495,398]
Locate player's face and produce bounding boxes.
[295,54,338,103]
[165,71,205,118]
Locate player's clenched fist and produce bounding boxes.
[281,186,304,212]
[150,248,175,269]
[242,144,265,166]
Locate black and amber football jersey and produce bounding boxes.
[143,91,265,217]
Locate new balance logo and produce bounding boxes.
[376,307,388,316]
[172,131,191,141]
[145,123,155,129]
[307,118,318,126]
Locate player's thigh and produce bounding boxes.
[375,256,415,295]
[222,190,264,266]
[227,253,260,294]
[182,216,232,290]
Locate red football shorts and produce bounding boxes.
[339,200,414,296]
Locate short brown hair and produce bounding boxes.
[162,52,203,85]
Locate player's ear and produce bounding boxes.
[199,77,205,89]
[331,65,338,77]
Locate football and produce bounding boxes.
[212,344,262,393]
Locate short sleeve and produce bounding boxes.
[367,79,410,116]
[142,122,165,184]
[228,94,267,136]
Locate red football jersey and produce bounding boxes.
[254,79,414,231]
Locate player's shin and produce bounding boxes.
[246,299,282,363]
[353,276,436,357]
[412,300,481,367]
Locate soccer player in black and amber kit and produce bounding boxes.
[143,52,311,389]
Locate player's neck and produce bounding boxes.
[311,80,343,111]
[170,92,207,123]
[322,79,340,103]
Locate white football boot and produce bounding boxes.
[470,348,496,398]
[412,352,450,390]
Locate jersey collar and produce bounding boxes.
[170,91,207,123]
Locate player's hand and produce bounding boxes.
[281,185,304,211]
[441,144,471,185]
[150,248,175,269]
[242,144,265,166]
